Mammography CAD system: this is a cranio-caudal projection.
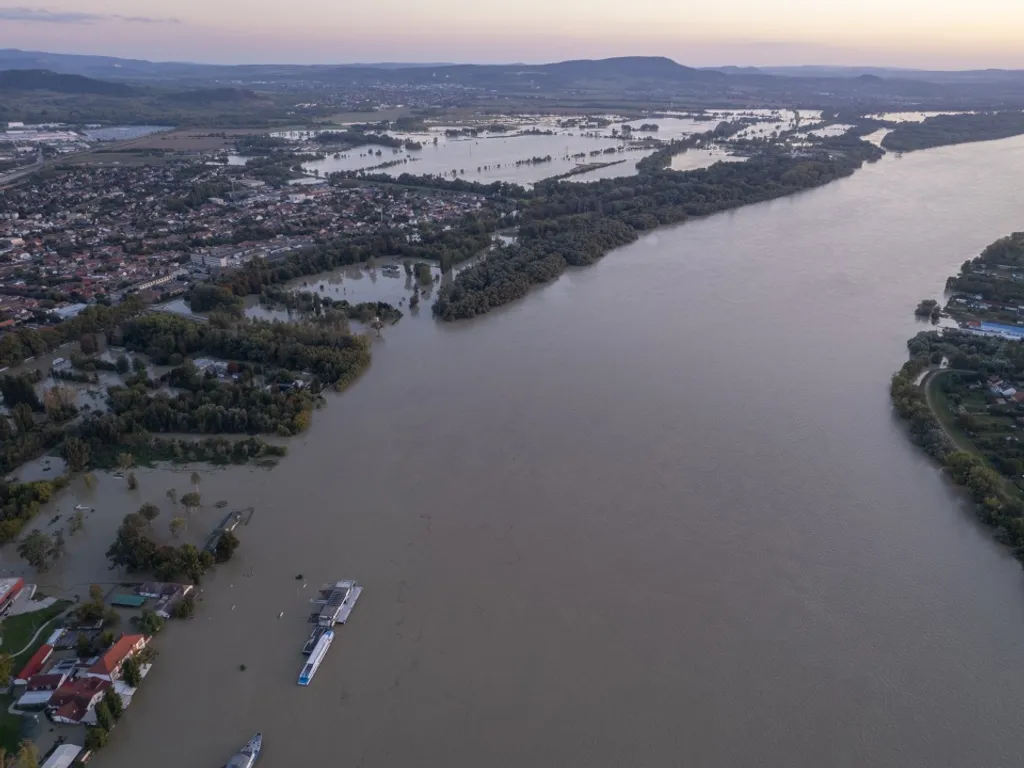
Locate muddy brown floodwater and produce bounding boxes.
[7,135,1024,768]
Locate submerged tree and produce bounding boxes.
[139,503,160,529]
[181,492,201,516]
[63,436,90,472]
[49,529,66,563]
[214,530,240,563]
[169,516,186,539]
[17,530,50,571]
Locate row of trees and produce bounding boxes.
[0,296,143,367]
[434,216,638,320]
[891,319,1024,564]
[106,373,315,437]
[188,283,244,314]
[207,209,503,302]
[944,232,1024,309]
[259,290,404,325]
[0,741,39,768]
[74,415,287,469]
[106,512,216,582]
[0,479,60,544]
[119,313,370,390]
[882,111,1024,152]
[434,134,884,320]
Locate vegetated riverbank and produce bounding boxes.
[892,231,1024,565]
[0,308,373,545]
[434,132,883,320]
[0,297,144,368]
[882,111,1024,153]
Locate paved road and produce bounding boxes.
[0,159,43,187]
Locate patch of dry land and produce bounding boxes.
[110,129,258,152]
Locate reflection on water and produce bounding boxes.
[669,148,747,172]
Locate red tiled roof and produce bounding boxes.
[51,676,108,703]
[26,673,65,691]
[49,676,109,722]
[88,634,146,676]
[51,700,87,723]
[16,644,53,681]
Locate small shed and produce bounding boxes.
[109,594,147,608]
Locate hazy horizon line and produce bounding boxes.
[3,46,1024,73]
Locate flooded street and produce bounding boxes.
[11,135,1024,767]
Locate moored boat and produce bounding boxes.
[298,629,334,685]
[226,732,262,768]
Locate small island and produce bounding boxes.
[882,112,1024,153]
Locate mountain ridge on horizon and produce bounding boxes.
[5,49,1024,112]
[2,48,1024,79]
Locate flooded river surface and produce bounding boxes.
[65,135,1024,766]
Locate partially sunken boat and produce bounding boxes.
[226,733,262,768]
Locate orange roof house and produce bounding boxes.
[85,634,148,681]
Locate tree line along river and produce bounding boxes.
[11,134,1024,767]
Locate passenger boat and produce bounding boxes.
[298,629,334,685]
[301,626,327,655]
[226,732,262,768]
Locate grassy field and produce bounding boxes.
[926,371,979,453]
[112,128,259,151]
[1,601,71,663]
[927,370,1024,497]
[0,694,26,753]
[0,601,71,753]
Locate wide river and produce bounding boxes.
[90,136,1024,767]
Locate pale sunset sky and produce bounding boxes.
[1,0,1023,68]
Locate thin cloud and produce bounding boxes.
[0,7,179,24]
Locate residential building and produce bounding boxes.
[84,633,148,681]
[48,677,110,724]
[16,672,68,708]
[15,644,53,685]
[190,252,229,270]
[49,303,88,320]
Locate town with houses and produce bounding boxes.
[0,149,485,331]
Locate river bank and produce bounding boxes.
[891,232,1024,567]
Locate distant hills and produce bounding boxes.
[0,68,135,96]
[3,49,1024,110]
[2,48,1023,85]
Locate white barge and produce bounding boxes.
[312,579,362,627]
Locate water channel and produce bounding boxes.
[20,135,1024,766]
